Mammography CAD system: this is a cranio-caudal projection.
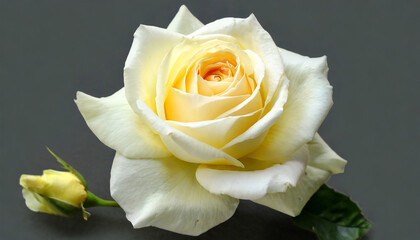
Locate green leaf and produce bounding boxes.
[293,185,372,240]
[46,147,87,188]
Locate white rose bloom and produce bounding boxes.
[75,5,346,236]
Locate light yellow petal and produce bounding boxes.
[203,80,230,95]
[191,15,284,108]
[251,134,346,217]
[156,36,250,119]
[307,133,347,174]
[249,50,333,160]
[22,189,65,216]
[124,25,183,114]
[111,153,239,236]
[219,75,252,97]
[165,88,250,122]
[253,165,330,217]
[221,77,289,159]
[75,89,171,159]
[167,5,204,35]
[196,146,308,200]
[216,49,265,118]
[136,100,244,167]
[167,109,262,149]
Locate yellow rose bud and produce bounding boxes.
[20,170,87,216]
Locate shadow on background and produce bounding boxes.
[23,200,321,240]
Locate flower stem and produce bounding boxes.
[84,191,119,208]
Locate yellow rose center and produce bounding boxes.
[161,37,264,124]
[201,60,235,82]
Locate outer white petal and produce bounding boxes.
[22,189,43,212]
[75,89,171,159]
[308,133,347,174]
[167,5,204,34]
[110,153,239,236]
[22,189,63,216]
[249,49,333,160]
[124,25,183,114]
[196,146,308,200]
[253,166,330,217]
[252,134,346,217]
[136,100,244,167]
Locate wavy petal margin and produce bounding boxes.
[111,153,239,236]
[136,100,244,167]
[250,49,333,160]
[75,89,171,159]
[167,5,204,34]
[196,146,308,200]
[252,134,346,216]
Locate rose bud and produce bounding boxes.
[20,170,87,216]
[19,148,118,219]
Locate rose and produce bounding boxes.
[20,170,87,216]
[75,5,347,236]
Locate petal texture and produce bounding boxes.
[124,25,183,114]
[167,109,262,149]
[252,133,346,217]
[196,146,308,200]
[249,49,333,160]
[307,133,347,174]
[22,189,64,216]
[75,89,171,159]
[253,165,330,217]
[165,88,250,122]
[111,153,239,236]
[167,5,204,34]
[221,76,289,159]
[136,100,244,167]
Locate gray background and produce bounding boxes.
[1,0,419,239]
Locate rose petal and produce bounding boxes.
[196,146,308,200]
[253,166,330,217]
[167,5,204,35]
[252,134,346,217]
[165,87,250,122]
[202,80,231,95]
[75,89,171,159]
[216,50,265,118]
[167,109,262,149]
[22,189,63,216]
[136,99,244,167]
[111,153,239,236]
[307,133,347,174]
[218,73,251,97]
[124,25,183,114]
[221,77,289,159]
[249,49,333,160]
